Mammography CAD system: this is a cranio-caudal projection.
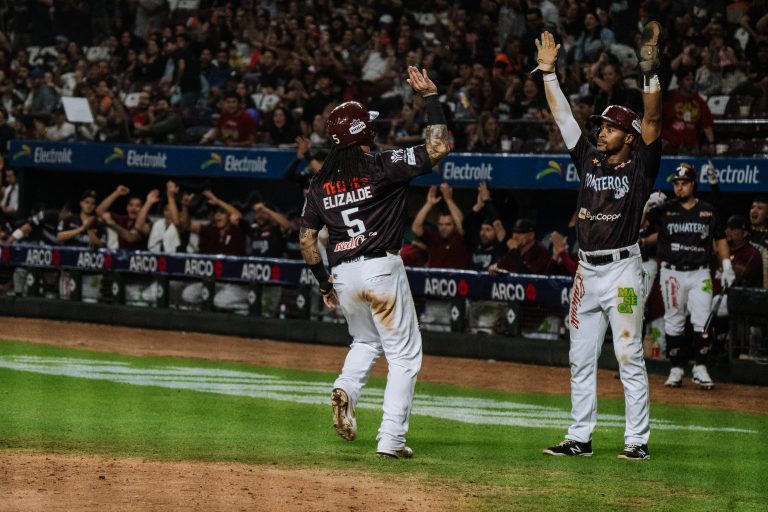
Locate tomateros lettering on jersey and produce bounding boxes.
[666,222,709,238]
[583,172,630,199]
[322,186,373,209]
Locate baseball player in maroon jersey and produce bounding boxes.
[299,66,450,458]
[641,163,734,390]
[537,24,662,460]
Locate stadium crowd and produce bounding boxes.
[0,1,766,367]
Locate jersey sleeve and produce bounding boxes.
[567,135,595,181]
[300,193,323,230]
[380,145,434,182]
[636,136,663,191]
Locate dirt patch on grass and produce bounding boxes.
[0,452,471,512]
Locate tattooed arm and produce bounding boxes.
[300,225,339,308]
[406,65,450,166]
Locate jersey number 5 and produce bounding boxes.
[341,207,366,237]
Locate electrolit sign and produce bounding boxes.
[442,161,493,181]
[224,155,268,173]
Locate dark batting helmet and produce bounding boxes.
[326,101,379,148]
[668,162,696,182]
[590,105,641,134]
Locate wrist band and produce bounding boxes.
[643,74,661,93]
[12,229,24,240]
[543,73,558,82]
[425,95,447,125]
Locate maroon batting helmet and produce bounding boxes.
[668,162,696,182]
[590,105,641,135]
[326,101,379,148]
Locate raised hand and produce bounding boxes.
[439,182,454,202]
[534,31,560,73]
[406,65,438,97]
[116,185,130,196]
[182,192,194,206]
[166,180,179,196]
[426,185,442,206]
[146,189,161,204]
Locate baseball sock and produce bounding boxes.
[692,331,711,365]
[665,334,686,367]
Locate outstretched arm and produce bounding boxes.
[406,66,450,166]
[638,21,663,145]
[536,31,582,150]
[300,226,337,308]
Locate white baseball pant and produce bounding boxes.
[660,265,712,335]
[331,253,422,453]
[568,244,650,445]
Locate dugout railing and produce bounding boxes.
[0,243,573,336]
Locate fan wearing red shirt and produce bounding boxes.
[411,183,471,269]
[202,91,258,147]
[662,67,715,155]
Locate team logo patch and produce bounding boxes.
[617,287,637,314]
[390,149,405,164]
[702,279,713,293]
[406,147,416,165]
[349,120,366,134]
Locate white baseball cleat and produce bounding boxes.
[376,447,414,459]
[692,364,715,390]
[664,367,684,388]
[331,388,357,441]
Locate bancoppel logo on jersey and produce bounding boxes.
[670,243,706,253]
[578,208,622,221]
[333,234,366,252]
[583,173,630,199]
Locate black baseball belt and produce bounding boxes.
[339,249,400,265]
[583,249,631,266]
[662,262,708,271]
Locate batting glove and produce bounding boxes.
[704,161,718,185]
[721,258,736,288]
[644,191,667,212]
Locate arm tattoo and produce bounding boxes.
[299,227,322,265]
[425,124,450,165]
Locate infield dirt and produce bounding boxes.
[2,317,766,511]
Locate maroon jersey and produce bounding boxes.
[198,223,246,256]
[302,145,433,267]
[112,213,146,251]
[570,135,661,252]
[421,230,471,269]
[496,242,551,274]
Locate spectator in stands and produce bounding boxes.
[590,56,643,116]
[1,164,18,228]
[179,189,248,312]
[95,185,153,251]
[490,218,551,275]
[202,48,233,93]
[0,107,16,154]
[147,181,181,253]
[412,184,471,269]
[750,196,768,250]
[133,37,167,86]
[57,189,106,248]
[301,71,339,126]
[266,106,299,146]
[466,183,507,271]
[573,11,616,64]
[44,108,75,142]
[171,33,202,108]
[25,70,60,115]
[662,67,715,155]
[241,201,289,258]
[200,92,258,146]
[8,202,73,246]
[386,103,423,148]
[133,97,183,144]
[724,215,764,288]
[548,230,578,276]
[468,112,503,152]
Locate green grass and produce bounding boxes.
[0,340,766,511]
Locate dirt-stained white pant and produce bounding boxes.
[568,244,650,445]
[331,253,422,453]
[660,265,712,335]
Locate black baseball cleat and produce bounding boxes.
[617,444,650,460]
[542,439,593,457]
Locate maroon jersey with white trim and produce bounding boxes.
[570,135,662,252]
[301,145,433,267]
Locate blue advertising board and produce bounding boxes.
[0,243,573,309]
[9,140,764,192]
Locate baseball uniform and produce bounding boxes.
[301,144,434,455]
